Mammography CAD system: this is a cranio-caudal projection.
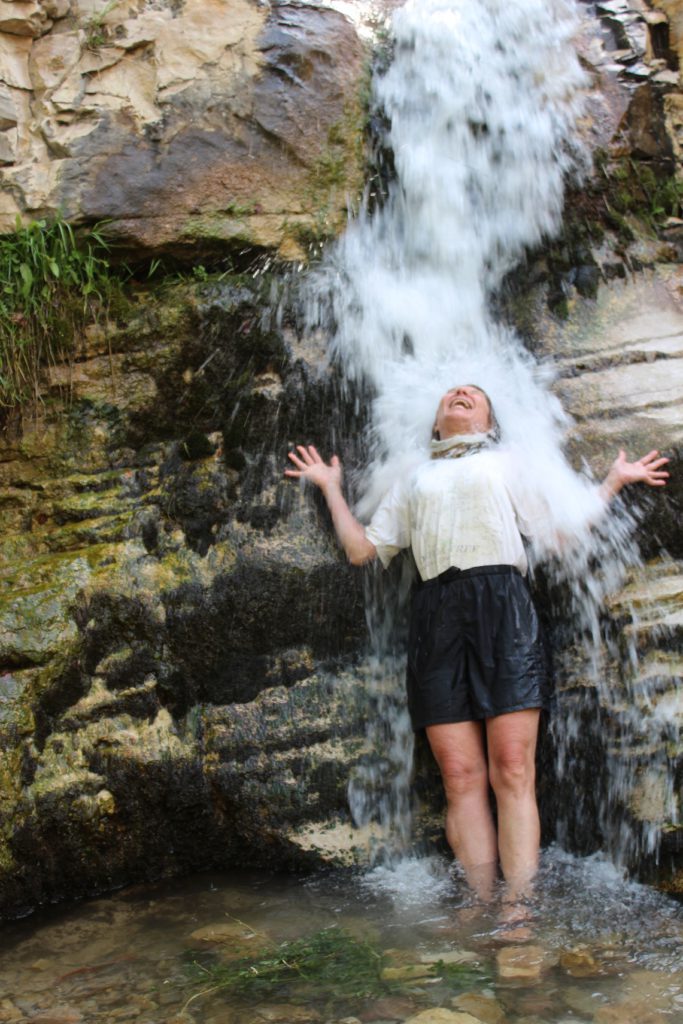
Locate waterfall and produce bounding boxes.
[303,0,675,868]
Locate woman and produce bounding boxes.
[285,384,669,914]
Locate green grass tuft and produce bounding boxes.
[183,924,489,1012]
[0,215,120,413]
[84,0,120,49]
[185,926,388,1004]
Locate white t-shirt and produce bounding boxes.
[365,449,549,581]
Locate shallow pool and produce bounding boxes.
[0,848,681,1024]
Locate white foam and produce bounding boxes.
[363,855,453,905]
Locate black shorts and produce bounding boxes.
[406,564,551,730]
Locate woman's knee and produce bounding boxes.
[426,721,489,802]
[488,745,536,797]
[439,757,489,800]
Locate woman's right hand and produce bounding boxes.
[285,445,342,494]
[285,445,376,565]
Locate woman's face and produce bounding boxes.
[434,385,492,439]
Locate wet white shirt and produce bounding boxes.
[365,449,548,581]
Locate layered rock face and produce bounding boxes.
[532,268,683,886]
[0,0,366,259]
[0,276,380,918]
[509,3,683,887]
[0,0,372,921]
[0,0,683,920]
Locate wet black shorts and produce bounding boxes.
[406,564,551,730]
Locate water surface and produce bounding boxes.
[1,850,681,1023]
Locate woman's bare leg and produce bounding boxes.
[426,721,498,900]
[486,708,541,903]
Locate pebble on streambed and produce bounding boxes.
[495,945,558,982]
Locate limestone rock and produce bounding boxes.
[547,267,683,564]
[249,1008,321,1023]
[0,82,17,127]
[0,276,370,921]
[622,83,673,160]
[44,0,71,18]
[357,999,417,1022]
[0,128,16,163]
[0,33,32,89]
[594,1004,675,1024]
[0,999,23,1023]
[0,1,51,38]
[29,31,82,92]
[0,0,367,258]
[419,949,481,965]
[664,92,683,168]
[653,1,683,66]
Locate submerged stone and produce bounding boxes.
[496,945,556,982]
[30,1010,83,1024]
[559,944,602,978]
[404,1010,485,1024]
[450,992,505,1024]
[249,1008,322,1023]
[380,964,434,982]
[188,921,262,946]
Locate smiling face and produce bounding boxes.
[434,385,493,440]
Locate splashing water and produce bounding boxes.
[307,0,602,539]
[304,0,676,867]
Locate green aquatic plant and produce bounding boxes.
[183,923,489,1011]
[185,926,388,1006]
[0,215,118,412]
[433,958,491,988]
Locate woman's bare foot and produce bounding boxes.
[494,899,536,942]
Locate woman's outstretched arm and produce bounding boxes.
[599,449,670,502]
[285,445,377,566]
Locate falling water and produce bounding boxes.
[304,0,677,868]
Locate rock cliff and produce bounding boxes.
[0,0,367,259]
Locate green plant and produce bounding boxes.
[183,923,489,1012]
[184,926,390,1009]
[0,215,118,411]
[85,0,120,49]
[595,155,683,232]
[649,174,683,222]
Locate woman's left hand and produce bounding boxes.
[601,449,670,500]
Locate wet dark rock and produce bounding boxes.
[573,264,601,298]
[624,83,675,162]
[0,274,372,920]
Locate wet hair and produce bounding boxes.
[432,385,501,442]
